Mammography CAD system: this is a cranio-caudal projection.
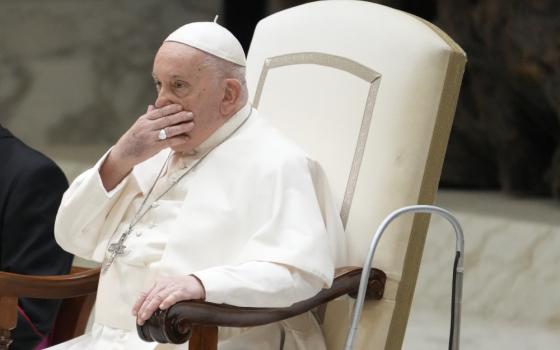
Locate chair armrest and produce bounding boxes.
[0,267,101,348]
[0,267,100,299]
[138,266,386,344]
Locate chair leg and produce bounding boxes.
[0,329,12,350]
[49,294,97,345]
[188,326,218,350]
[0,296,18,350]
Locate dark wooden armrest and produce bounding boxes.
[0,267,100,299]
[138,266,386,344]
[0,267,100,349]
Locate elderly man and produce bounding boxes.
[53,22,345,349]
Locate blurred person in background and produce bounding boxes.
[0,124,73,349]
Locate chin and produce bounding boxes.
[169,144,195,154]
[168,137,203,154]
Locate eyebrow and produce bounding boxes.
[151,73,188,80]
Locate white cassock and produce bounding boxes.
[51,103,347,350]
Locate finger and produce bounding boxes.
[158,276,204,310]
[159,291,182,310]
[151,111,194,130]
[136,283,162,315]
[137,282,169,318]
[160,122,195,139]
[137,294,166,325]
[146,104,155,113]
[146,104,182,120]
[132,287,153,316]
[131,292,146,316]
[154,128,191,145]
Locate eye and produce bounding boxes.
[153,80,161,92]
[173,80,186,89]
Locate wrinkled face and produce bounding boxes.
[152,42,227,153]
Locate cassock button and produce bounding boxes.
[151,202,159,209]
[135,230,143,237]
[149,223,157,229]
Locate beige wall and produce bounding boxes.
[0,0,220,179]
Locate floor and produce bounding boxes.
[402,190,560,349]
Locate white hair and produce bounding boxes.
[202,53,248,104]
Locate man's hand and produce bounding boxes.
[100,104,194,191]
[132,275,206,326]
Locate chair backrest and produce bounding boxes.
[245,1,465,349]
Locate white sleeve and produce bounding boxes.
[193,261,325,307]
[54,150,137,260]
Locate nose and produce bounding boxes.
[154,87,173,108]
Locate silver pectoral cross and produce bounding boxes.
[102,228,131,273]
[108,241,127,255]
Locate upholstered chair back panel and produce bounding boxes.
[246,1,466,348]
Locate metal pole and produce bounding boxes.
[343,205,464,350]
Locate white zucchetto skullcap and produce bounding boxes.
[164,22,246,67]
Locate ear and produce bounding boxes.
[219,79,242,117]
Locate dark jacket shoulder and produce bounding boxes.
[0,127,64,186]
